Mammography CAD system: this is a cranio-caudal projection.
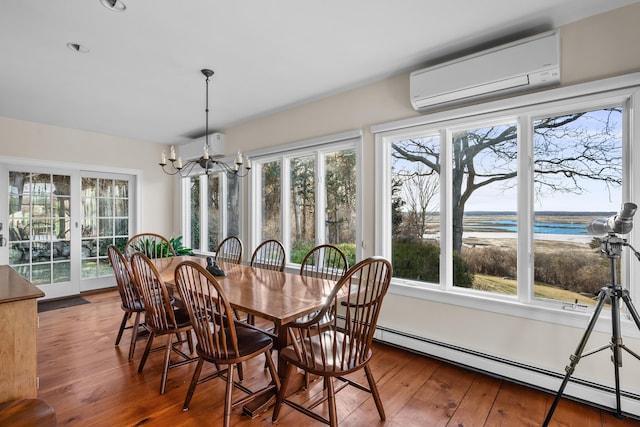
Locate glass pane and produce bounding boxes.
[99,179,113,197]
[189,176,200,250]
[32,263,51,285]
[32,242,51,262]
[83,218,97,237]
[208,175,220,251]
[52,175,70,196]
[53,217,70,239]
[52,241,71,260]
[82,259,97,279]
[325,149,356,245]
[82,177,97,198]
[53,261,71,283]
[533,108,622,305]
[82,238,97,258]
[114,198,128,216]
[290,155,315,264]
[114,180,128,198]
[99,218,113,236]
[98,238,112,257]
[391,136,441,283]
[261,161,281,241]
[98,258,113,277]
[9,242,30,264]
[114,218,128,236]
[98,198,113,217]
[226,175,240,237]
[452,123,518,295]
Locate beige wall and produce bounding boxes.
[0,116,176,237]
[224,2,640,399]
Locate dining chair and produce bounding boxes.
[298,244,349,387]
[107,245,146,362]
[272,256,392,427]
[250,239,286,272]
[215,235,243,264]
[248,239,286,325]
[174,261,280,427]
[126,233,176,259]
[130,252,195,395]
[299,244,349,280]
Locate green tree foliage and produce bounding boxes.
[392,240,473,286]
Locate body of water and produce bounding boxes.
[464,211,615,236]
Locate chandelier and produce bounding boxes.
[159,69,251,178]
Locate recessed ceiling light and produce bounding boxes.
[66,43,89,53]
[100,0,126,12]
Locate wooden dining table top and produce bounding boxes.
[150,255,337,328]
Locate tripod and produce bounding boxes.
[543,234,640,426]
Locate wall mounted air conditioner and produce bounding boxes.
[410,30,560,111]
[178,133,225,160]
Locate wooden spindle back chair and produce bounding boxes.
[299,244,349,281]
[174,261,280,427]
[250,239,286,272]
[130,252,195,394]
[107,245,145,361]
[214,236,243,264]
[272,256,392,427]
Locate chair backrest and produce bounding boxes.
[299,244,349,281]
[174,261,240,360]
[214,236,243,264]
[107,245,140,310]
[250,239,286,272]
[126,233,176,259]
[289,256,392,371]
[130,252,178,331]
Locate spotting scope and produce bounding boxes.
[587,202,637,236]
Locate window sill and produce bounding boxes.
[388,280,640,338]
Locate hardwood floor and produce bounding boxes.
[37,290,639,426]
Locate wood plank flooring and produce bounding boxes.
[36,290,640,426]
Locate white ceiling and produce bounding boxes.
[0,0,638,145]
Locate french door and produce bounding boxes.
[0,165,135,299]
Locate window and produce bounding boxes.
[184,172,240,253]
[375,76,638,317]
[250,133,360,267]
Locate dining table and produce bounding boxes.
[150,255,338,416]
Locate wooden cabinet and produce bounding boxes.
[0,266,44,404]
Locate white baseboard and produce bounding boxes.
[373,326,640,418]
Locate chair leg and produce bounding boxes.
[364,364,386,420]
[264,350,281,391]
[272,361,296,422]
[128,312,141,362]
[186,330,194,354]
[138,332,155,373]
[237,362,244,381]
[224,363,234,427]
[183,358,204,411]
[115,311,130,346]
[326,377,337,427]
[159,334,173,395]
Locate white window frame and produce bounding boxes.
[180,157,242,255]
[247,130,363,268]
[373,73,640,334]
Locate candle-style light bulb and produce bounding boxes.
[176,156,183,169]
[244,158,252,170]
[235,152,243,165]
[168,145,176,161]
[160,151,167,165]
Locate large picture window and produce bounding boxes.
[376,78,637,316]
[251,135,360,267]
